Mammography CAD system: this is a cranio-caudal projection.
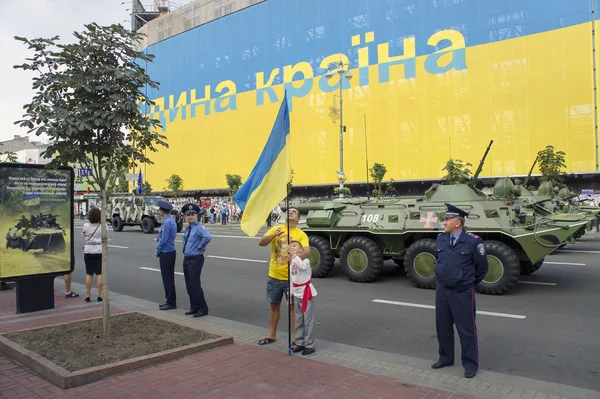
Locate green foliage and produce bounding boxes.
[369,162,387,199]
[165,174,183,197]
[113,169,129,192]
[13,24,165,189]
[1,152,19,163]
[142,180,152,195]
[225,174,243,198]
[442,159,472,184]
[386,179,395,195]
[537,145,567,185]
[334,175,351,197]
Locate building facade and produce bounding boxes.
[140,0,598,191]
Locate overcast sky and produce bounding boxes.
[0,0,183,144]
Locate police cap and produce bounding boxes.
[444,203,469,219]
[182,203,201,215]
[157,200,173,212]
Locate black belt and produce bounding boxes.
[184,254,204,258]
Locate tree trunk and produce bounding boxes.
[100,187,110,337]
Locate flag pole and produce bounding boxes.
[286,192,291,356]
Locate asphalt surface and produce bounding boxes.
[69,220,600,391]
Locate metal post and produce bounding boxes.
[339,69,344,197]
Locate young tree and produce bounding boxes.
[142,180,152,195]
[225,174,243,198]
[537,145,567,186]
[442,159,472,184]
[14,23,165,337]
[369,162,388,199]
[165,174,183,197]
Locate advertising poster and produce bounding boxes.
[0,164,74,280]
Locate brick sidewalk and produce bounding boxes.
[0,345,476,399]
[0,287,478,399]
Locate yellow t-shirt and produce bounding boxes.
[267,225,309,281]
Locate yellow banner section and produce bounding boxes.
[146,22,596,190]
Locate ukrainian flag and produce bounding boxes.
[22,193,41,207]
[234,92,291,237]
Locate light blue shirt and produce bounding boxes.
[450,228,463,246]
[182,221,212,257]
[156,215,177,254]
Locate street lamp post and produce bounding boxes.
[326,59,353,197]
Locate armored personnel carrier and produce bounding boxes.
[6,214,66,252]
[108,194,183,234]
[293,141,590,295]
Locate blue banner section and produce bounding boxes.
[144,0,591,101]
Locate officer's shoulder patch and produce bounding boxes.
[437,232,445,237]
[467,232,481,240]
[477,243,485,255]
[200,225,206,230]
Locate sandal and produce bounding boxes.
[65,292,79,298]
[258,338,276,345]
[291,345,305,353]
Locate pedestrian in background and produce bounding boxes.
[181,203,212,317]
[156,200,178,310]
[432,203,488,379]
[82,207,102,302]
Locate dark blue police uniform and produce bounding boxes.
[181,203,212,317]
[156,200,178,310]
[433,203,488,378]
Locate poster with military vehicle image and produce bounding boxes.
[0,164,74,280]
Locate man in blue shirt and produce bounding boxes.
[156,201,178,310]
[432,203,488,379]
[181,203,212,317]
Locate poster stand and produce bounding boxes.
[15,276,56,314]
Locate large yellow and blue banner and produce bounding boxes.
[142,0,598,190]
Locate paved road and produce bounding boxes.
[69,220,600,391]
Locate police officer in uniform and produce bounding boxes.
[181,203,212,317]
[432,203,488,379]
[156,200,178,310]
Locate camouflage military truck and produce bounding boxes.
[108,194,183,234]
[6,214,66,252]
[287,141,591,296]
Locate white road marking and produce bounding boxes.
[108,245,129,249]
[208,255,267,263]
[372,299,527,320]
[556,249,600,254]
[543,261,586,266]
[517,281,557,286]
[139,267,184,276]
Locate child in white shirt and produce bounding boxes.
[289,240,317,355]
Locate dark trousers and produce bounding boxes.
[159,251,177,306]
[435,283,479,371]
[183,255,208,314]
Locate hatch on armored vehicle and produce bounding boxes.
[290,141,591,295]
[107,194,183,234]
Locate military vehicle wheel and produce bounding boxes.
[308,235,334,278]
[177,220,184,233]
[520,258,544,276]
[339,236,383,283]
[476,241,520,295]
[112,216,124,232]
[141,217,155,234]
[404,239,437,289]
